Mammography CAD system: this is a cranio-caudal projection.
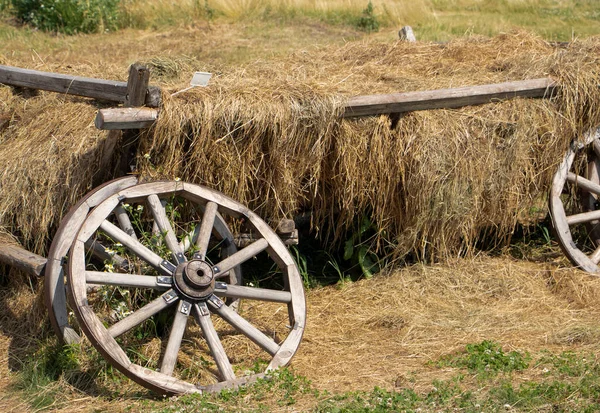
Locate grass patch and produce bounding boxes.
[11,341,600,412]
[437,340,531,377]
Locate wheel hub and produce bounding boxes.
[173,259,215,301]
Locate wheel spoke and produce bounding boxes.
[85,239,128,270]
[114,204,138,240]
[567,172,600,197]
[214,283,291,303]
[147,194,185,264]
[108,290,179,338]
[195,201,218,260]
[100,220,176,276]
[160,300,191,376]
[213,238,269,279]
[193,303,235,381]
[589,244,600,264]
[566,210,600,226]
[86,271,172,290]
[207,295,279,356]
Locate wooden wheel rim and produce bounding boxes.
[66,181,306,394]
[45,176,139,344]
[550,127,600,273]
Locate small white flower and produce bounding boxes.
[144,153,151,159]
[175,177,181,182]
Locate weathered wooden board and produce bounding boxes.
[343,77,558,117]
[0,243,47,276]
[0,64,161,107]
[94,77,560,128]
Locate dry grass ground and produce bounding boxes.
[3,254,600,411]
[2,7,600,412]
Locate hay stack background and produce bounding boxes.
[2,32,600,259]
[138,32,600,260]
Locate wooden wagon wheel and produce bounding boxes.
[45,177,242,345]
[45,176,139,344]
[66,181,305,394]
[550,127,600,273]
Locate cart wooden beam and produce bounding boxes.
[94,77,559,129]
[0,64,161,107]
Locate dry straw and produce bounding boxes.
[2,31,600,260]
[138,31,600,260]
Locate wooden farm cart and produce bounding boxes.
[0,64,303,395]
[0,62,598,395]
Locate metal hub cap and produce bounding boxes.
[173,259,215,301]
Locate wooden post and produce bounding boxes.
[126,63,151,107]
[95,107,158,130]
[0,244,47,277]
[399,26,416,42]
[118,63,153,174]
[0,64,161,107]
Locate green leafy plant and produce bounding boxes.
[343,215,382,279]
[356,1,379,33]
[438,340,530,377]
[10,0,120,34]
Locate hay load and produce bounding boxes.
[2,32,600,260]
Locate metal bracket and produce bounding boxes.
[180,301,192,315]
[197,302,210,317]
[208,295,223,309]
[175,252,185,264]
[157,276,173,286]
[161,260,177,274]
[163,290,178,304]
[215,281,227,290]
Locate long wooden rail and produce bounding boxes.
[342,77,558,117]
[94,77,558,129]
[0,64,161,107]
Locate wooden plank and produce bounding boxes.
[214,284,292,303]
[126,63,150,107]
[99,220,172,275]
[209,296,280,356]
[567,172,600,197]
[0,243,47,277]
[195,201,218,260]
[343,77,558,117]
[93,77,559,128]
[114,204,138,240]
[234,230,298,248]
[86,271,168,290]
[147,194,184,262]
[193,303,236,382]
[276,219,295,234]
[566,210,600,225]
[95,107,158,130]
[213,238,269,278]
[160,301,189,376]
[398,26,416,42]
[108,291,175,338]
[0,64,160,107]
